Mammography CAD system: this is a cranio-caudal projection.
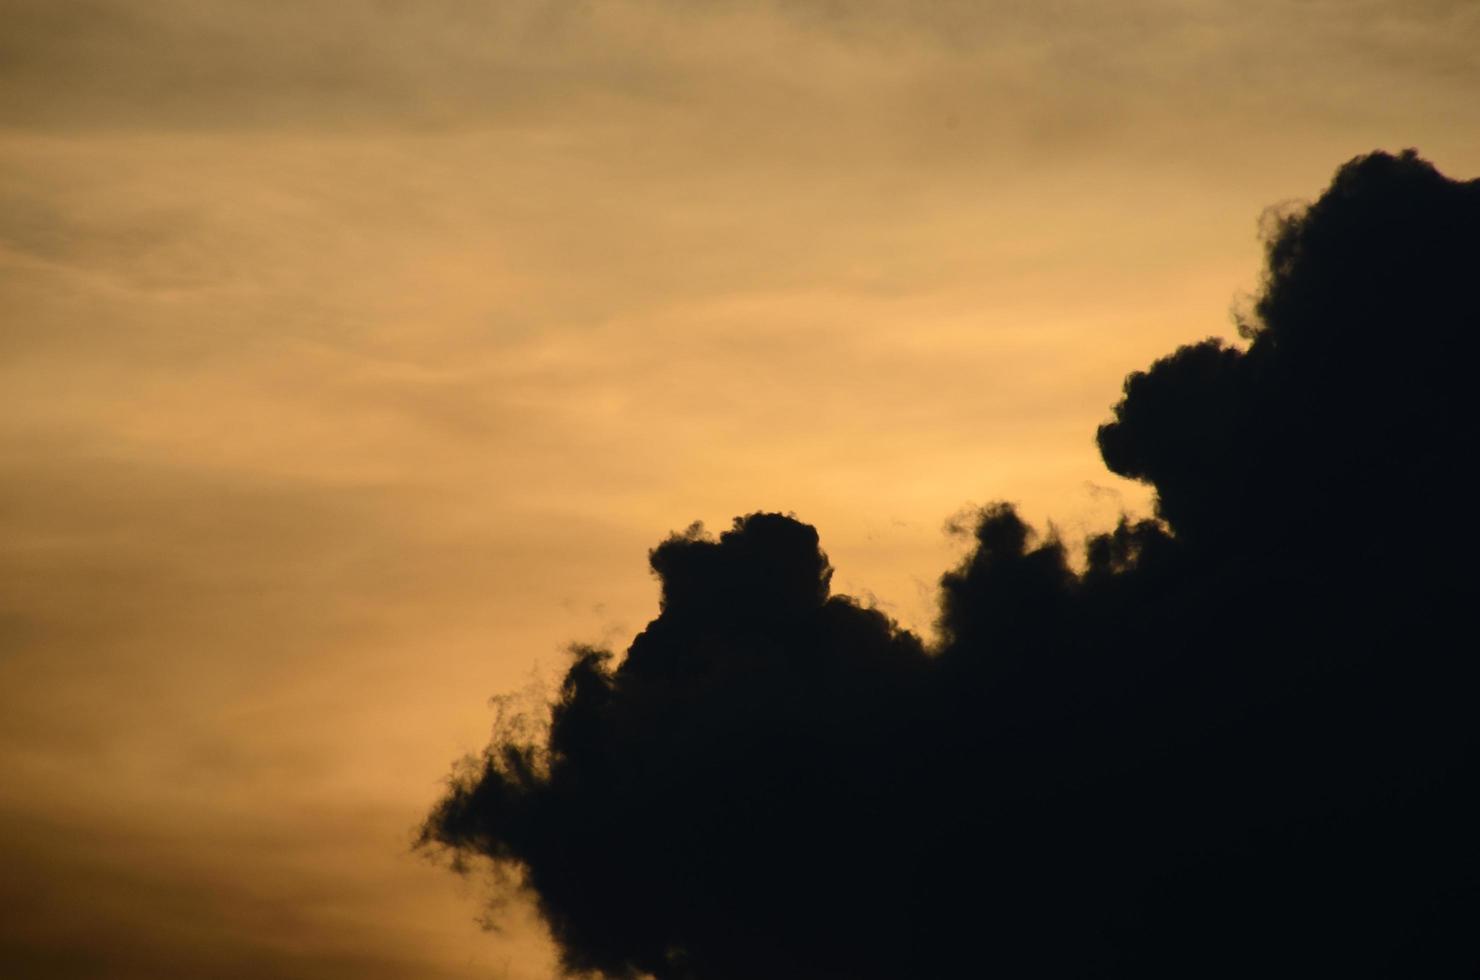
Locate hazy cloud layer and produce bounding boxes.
[4,0,1477,142]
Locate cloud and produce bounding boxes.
[0,807,552,980]
[422,150,1480,977]
[1098,148,1480,557]
[4,0,1475,154]
[5,2,1476,974]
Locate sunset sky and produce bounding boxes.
[2,2,1478,976]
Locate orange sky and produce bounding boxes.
[2,2,1478,976]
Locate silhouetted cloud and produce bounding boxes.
[423,149,1480,977]
[1098,148,1480,561]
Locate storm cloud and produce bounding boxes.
[423,150,1480,978]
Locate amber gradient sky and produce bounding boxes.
[1,1,1477,976]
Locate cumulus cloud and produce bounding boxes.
[1098,148,1480,557]
[423,149,1480,978]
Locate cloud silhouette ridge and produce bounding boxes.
[422,150,1480,979]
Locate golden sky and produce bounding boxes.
[2,1,1477,975]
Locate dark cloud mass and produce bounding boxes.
[422,151,1480,978]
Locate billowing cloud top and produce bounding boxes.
[422,149,1480,978]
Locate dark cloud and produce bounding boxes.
[1098,148,1479,560]
[423,150,1480,977]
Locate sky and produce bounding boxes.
[2,1,1478,976]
